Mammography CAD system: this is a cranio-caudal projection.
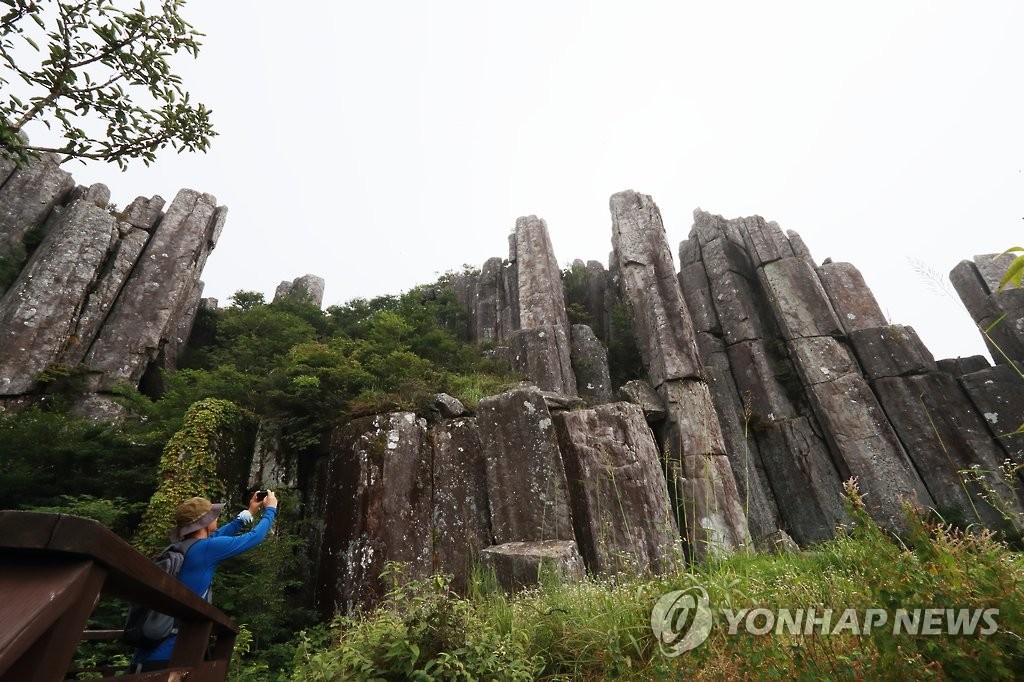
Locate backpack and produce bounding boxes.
[123,538,201,649]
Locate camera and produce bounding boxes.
[255,490,269,502]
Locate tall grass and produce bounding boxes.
[286,488,1024,681]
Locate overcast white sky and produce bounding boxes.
[28,1,1024,362]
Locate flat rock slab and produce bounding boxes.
[554,402,682,575]
[848,325,936,380]
[818,262,888,334]
[480,540,585,591]
[617,379,666,422]
[477,386,575,543]
[760,257,843,340]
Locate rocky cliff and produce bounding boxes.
[309,191,1024,614]
[2,154,1022,616]
[0,154,224,418]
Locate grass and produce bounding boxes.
[283,489,1024,681]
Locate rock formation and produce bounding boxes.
[3,157,1023,615]
[0,155,224,417]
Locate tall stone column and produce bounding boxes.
[610,190,749,559]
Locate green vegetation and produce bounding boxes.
[0,276,519,676]
[290,489,1024,681]
[1,0,214,167]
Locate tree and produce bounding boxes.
[0,0,214,168]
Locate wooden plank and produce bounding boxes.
[0,511,235,631]
[18,563,105,682]
[0,559,93,681]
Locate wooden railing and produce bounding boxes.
[0,510,238,682]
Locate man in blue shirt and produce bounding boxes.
[132,490,279,671]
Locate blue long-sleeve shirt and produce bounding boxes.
[136,506,277,663]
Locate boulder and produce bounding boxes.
[476,386,575,543]
[554,402,682,575]
[617,379,666,422]
[434,392,466,418]
[274,274,326,307]
[479,540,585,591]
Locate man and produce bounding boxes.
[132,490,279,671]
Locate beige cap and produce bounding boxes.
[171,497,225,542]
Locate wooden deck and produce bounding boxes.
[0,510,238,681]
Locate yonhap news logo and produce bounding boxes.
[650,586,1000,657]
[650,587,714,656]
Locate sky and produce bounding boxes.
[15,1,1024,362]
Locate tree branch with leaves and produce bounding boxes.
[0,0,215,168]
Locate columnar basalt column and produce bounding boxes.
[610,191,750,559]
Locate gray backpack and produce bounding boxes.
[122,538,201,649]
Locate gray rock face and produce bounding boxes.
[616,379,666,422]
[274,274,326,307]
[936,355,990,377]
[959,364,1024,468]
[516,215,570,331]
[476,386,575,543]
[873,372,1024,533]
[951,257,1024,364]
[759,257,844,340]
[475,257,502,343]
[818,262,888,334]
[697,333,787,549]
[723,339,849,545]
[508,325,577,395]
[432,418,492,591]
[795,337,933,532]
[569,324,613,405]
[0,154,75,284]
[0,199,118,395]
[479,540,585,591]
[610,191,701,386]
[312,413,433,616]
[554,402,682,574]
[848,325,937,380]
[658,380,751,558]
[83,189,225,391]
